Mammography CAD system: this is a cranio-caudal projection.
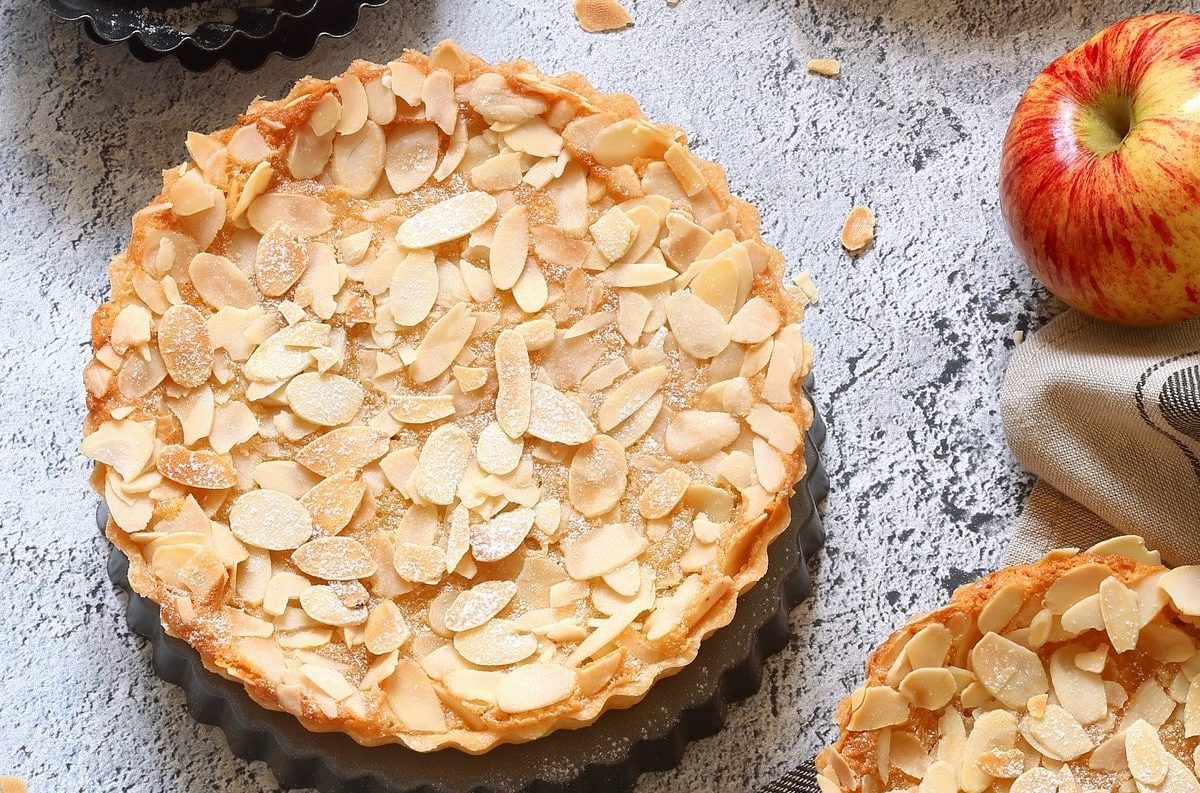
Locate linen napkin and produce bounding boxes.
[761,308,1200,792]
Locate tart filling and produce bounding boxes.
[81,42,814,753]
[820,537,1200,793]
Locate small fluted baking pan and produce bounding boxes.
[46,0,388,71]
[103,376,828,793]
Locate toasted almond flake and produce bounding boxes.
[393,543,445,585]
[568,435,628,517]
[917,761,956,793]
[1088,535,1162,565]
[285,372,364,426]
[808,58,841,77]
[601,261,678,288]
[291,536,377,580]
[454,619,537,667]
[444,504,471,573]
[573,0,632,32]
[1160,566,1200,616]
[300,584,367,626]
[512,259,548,313]
[1061,592,1104,634]
[1049,644,1107,725]
[155,444,235,489]
[639,468,690,519]
[528,382,597,446]
[746,404,802,454]
[665,410,739,461]
[332,120,385,198]
[504,118,563,158]
[752,437,789,493]
[390,250,439,327]
[1022,704,1093,761]
[391,394,456,425]
[667,290,729,359]
[564,522,648,581]
[471,507,536,563]
[383,660,447,732]
[254,221,309,298]
[295,426,390,477]
[488,205,530,291]
[494,329,532,438]
[978,582,1027,634]
[421,69,457,135]
[384,122,439,194]
[299,473,365,535]
[664,143,706,197]
[1126,719,1170,785]
[1124,678,1177,728]
[841,205,875,252]
[1139,623,1197,661]
[960,709,1018,793]
[1009,768,1057,793]
[471,151,523,192]
[1185,675,1200,737]
[332,74,368,135]
[1100,575,1141,653]
[589,119,669,167]
[598,366,668,432]
[364,601,410,655]
[970,632,1048,708]
[409,303,475,383]
[433,122,468,182]
[397,192,497,250]
[208,400,258,454]
[1044,562,1112,614]
[496,663,576,714]
[229,489,313,550]
[476,422,523,475]
[230,162,274,221]
[189,253,258,309]
[590,207,638,262]
[247,193,334,238]
[727,296,782,345]
[443,581,519,632]
[155,306,214,390]
[899,668,956,710]
[846,686,911,731]
[412,424,472,506]
[453,365,489,392]
[307,92,342,136]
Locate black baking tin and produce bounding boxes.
[46,0,388,71]
[102,376,828,793]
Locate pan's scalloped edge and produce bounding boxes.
[103,375,828,793]
[45,0,388,72]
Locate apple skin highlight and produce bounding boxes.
[1000,13,1200,326]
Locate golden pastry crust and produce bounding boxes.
[818,538,1200,793]
[82,42,814,753]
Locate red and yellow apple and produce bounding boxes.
[1000,13,1200,326]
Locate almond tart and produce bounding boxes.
[80,41,815,754]
[817,537,1200,793]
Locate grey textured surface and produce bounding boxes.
[0,0,1170,790]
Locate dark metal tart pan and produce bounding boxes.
[46,0,388,72]
[102,376,828,793]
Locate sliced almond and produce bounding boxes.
[665,410,739,461]
[157,304,213,388]
[291,536,377,580]
[1126,719,1169,785]
[1160,566,1200,617]
[960,709,1017,793]
[494,329,531,438]
[970,632,1049,709]
[384,122,439,194]
[846,686,911,731]
[1049,644,1106,725]
[841,205,875,252]
[409,303,475,383]
[568,435,628,517]
[490,205,529,290]
[1099,575,1141,653]
[391,394,456,424]
[639,468,690,519]
[393,542,446,585]
[978,582,1026,634]
[476,422,523,475]
[443,581,518,632]
[286,372,364,426]
[247,193,334,238]
[899,668,956,710]
[229,489,313,550]
[412,424,472,506]
[189,253,258,310]
[295,426,390,477]
[470,507,536,563]
[528,382,597,446]
[364,601,410,655]
[597,365,667,432]
[396,191,498,249]
[495,662,576,714]
[453,619,537,667]
[155,444,236,489]
[564,523,648,581]
[1044,563,1112,614]
[299,584,367,626]
[390,250,439,327]
[299,473,365,535]
[255,221,309,297]
[1021,704,1093,761]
